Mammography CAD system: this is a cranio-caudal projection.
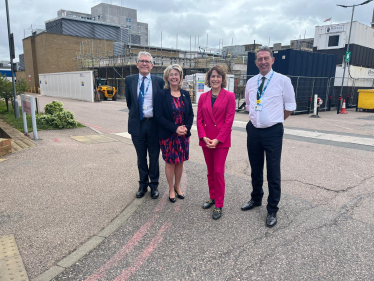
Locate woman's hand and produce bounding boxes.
[176,125,187,136]
[203,137,211,145]
[206,138,219,149]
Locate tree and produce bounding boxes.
[0,74,13,112]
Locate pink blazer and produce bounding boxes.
[197,88,236,148]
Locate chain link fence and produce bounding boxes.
[234,75,374,113]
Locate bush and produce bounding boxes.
[36,101,78,129]
[44,101,64,115]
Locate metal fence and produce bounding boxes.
[234,75,374,113]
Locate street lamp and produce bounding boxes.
[336,0,374,114]
[5,0,20,118]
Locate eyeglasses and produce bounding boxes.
[256,57,271,62]
[138,60,152,64]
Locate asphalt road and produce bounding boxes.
[1,94,374,280]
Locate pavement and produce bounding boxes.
[1,94,374,280]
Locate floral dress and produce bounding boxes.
[159,96,190,164]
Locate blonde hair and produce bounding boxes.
[163,64,183,89]
[205,64,227,88]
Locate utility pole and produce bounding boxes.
[5,0,19,118]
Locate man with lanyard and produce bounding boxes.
[125,51,165,199]
[241,46,296,227]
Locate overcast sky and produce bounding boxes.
[0,0,373,62]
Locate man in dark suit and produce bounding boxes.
[125,51,165,199]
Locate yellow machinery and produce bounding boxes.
[358,89,374,112]
[95,78,117,101]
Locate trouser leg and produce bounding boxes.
[146,120,160,189]
[263,123,283,213]
[202,147,215,200]
[213,148,229,208]
[246,122,265,203]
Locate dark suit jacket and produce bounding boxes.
[125,74,165,136]
[154,88,194,140]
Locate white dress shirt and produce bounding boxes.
[245,70,296,128]
[137,73,153,118]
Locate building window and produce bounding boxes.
[328,35,339,47]
[126,25,132,29]
[98,14,103,19]
[126,18,131,23]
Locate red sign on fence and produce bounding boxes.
[23,96,31,115]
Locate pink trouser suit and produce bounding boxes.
[197,88,236,208]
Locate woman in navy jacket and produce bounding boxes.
[155,64,194,203]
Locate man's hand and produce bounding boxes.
[284,110,293,120]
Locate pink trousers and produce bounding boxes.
[202,147,229,208]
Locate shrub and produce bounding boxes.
[44,101,64,115]
[36,101,78,129]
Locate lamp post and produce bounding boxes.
[336,0,373,114]
[5,0,19,118]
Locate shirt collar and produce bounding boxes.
[259,69,273,79]
[139,73,151,80]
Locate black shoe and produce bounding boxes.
[241,199,261,211]
[174,187,185,199]
[202,199,215,209]
[212,208,222,220]
[266,213,277,227]
[150,187,159,199]
[136,187,147,198]
[169,197,176,203]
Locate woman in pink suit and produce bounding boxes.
[197,65,236,220]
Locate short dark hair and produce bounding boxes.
[255,46,273,60]
[205,65,227,88]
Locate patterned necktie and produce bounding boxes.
[138,76,146,121]
[257,77,266,101]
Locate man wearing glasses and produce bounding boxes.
[241,46,296,227]
[125,51,165,199]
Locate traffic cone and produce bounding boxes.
[340,99,348,114]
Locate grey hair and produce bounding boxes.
[255,46,273,60]
[163,64,184,90]
[137,51,153,63]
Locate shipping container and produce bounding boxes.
[247,49,337,78]
[39,71,94,102]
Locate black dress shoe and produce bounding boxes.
[136,187,147,198]
[174,187,185,199]
[169,197,176,203]
[241,199,261,211]
[212,208,222,220]
[266,213,277,227]
[202,199,215,209]
[150,188,159,199]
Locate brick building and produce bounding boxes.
[17,33,114,89]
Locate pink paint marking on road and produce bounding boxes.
[85,215,158,281]
[77,121,118,134]
[114,222,172,281]
[86,192,169,280]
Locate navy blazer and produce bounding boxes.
[125,74,164,136]
[155,88,194,140]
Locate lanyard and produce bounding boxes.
[257,71,274,101]
[138,76,151,99]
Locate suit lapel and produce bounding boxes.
[206,90,216,124]
[213,88,226,115]
[132,75,138,107]
[165,89,173,120]
[151,74,159,107]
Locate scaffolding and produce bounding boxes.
[76,41,238,97]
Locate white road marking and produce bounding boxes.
[112,132,132,139]
[113,122,374,147]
